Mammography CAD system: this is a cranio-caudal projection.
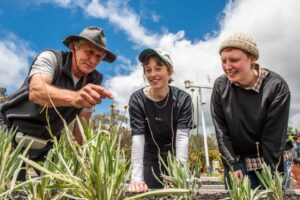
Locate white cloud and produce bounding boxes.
[36,0,87,8]
[7,0,300,129]
[104,0,300,129]
[0,32,35,90]
[44,0,159,47]
[84,0,159,47]
[291,113,300,130]
[107,67,145,106]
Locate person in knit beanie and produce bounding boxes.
[211,33,291,189]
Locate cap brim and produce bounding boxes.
[62,35,116,63]
[138,48,173,67]
[139,48,159,63]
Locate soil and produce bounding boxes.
[284,193,300,200]
[8,191,27,200]
[200,180,224,185]
[192,191,229,199]
[9,190,300,200]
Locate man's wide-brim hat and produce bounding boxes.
[63,26,116,63]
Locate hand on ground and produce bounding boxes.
[127,181,148,193]
[233,169,243,183]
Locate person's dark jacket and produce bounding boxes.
[211,69,290,171]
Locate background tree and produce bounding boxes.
[92,105,132,160]
[189,133,222,176]
[0,87,7,104]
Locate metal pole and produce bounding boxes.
[199,90,210,168]
[196,95,200,148]
[184,80,212,169]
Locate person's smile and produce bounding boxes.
[226,69,238,78]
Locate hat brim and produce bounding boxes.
[63,35,116,63]
[139,48,171,66]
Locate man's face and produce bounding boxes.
[72,41,107,77]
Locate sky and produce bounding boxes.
[0,0,299,131]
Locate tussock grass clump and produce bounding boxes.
[20,118,130,200]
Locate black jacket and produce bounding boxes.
[211,69,290,171]
[0,50,103,139]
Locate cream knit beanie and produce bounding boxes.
[219,33,259,59]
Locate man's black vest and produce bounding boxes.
[0,50,103,139]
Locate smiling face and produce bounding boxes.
[71,40,107,78]
[143,56,172,91]
[220,48,256,86]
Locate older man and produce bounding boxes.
[0,26,116,180]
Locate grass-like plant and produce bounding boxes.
[160,152,199,191]
[255,162,285,200]
[0,128,33,200]
[21,135,70,200]
[224,171,268,200]
[125,152,195,200]
[20,117,130,200]
[223,141,286,200]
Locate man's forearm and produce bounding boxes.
[30,83,76,107]
[29,74,109,109]
[29,74,76,107]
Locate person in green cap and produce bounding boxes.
[127,48,193,192]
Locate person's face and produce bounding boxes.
[72,41,107,76]
[144,57,171,90]
[220,48,254,84]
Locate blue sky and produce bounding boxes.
[0,0,226,104]
[0,0,300,130]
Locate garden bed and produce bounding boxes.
[8,189,300,200]
[124,189,300,200]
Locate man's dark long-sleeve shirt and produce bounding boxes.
[211,69,290,171]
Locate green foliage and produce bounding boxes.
[93,105,132,162]
[20,133,74,200]
[2,103,229,199]
[160,152,200,199]
[126,153,195,200]
[92,104,128,132]
[224,172,268,200]
[224,162,286,200]
[160,152,198,191]
[0,128,31,200]
[189,134,222,176]
[0,87,7,104]
[20,118,130,200]
[256,162,285,200]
